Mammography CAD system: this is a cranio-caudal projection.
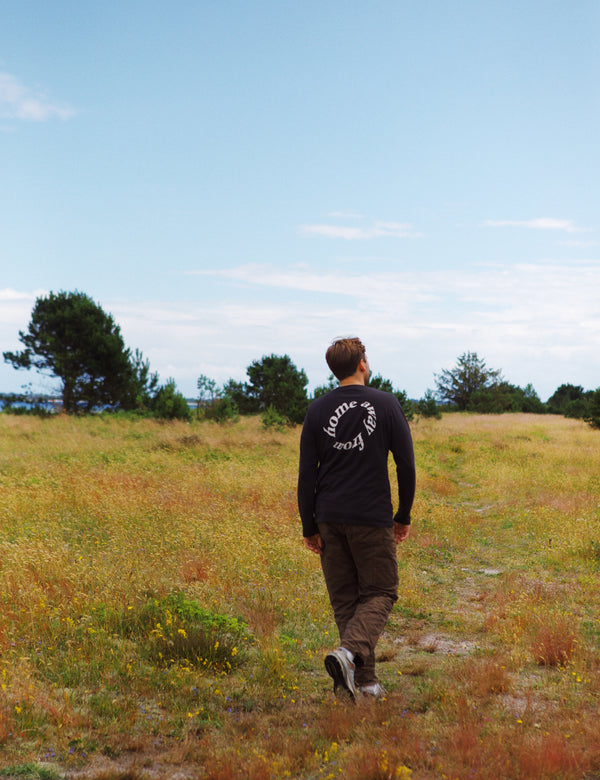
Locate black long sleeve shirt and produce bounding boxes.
[297,385,416,537]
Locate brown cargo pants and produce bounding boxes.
[318,522,398,687]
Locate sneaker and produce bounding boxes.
[360,682,387,699]
[324,647,358,701]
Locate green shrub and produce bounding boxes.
[203,396,239,423]
[119,592,251,672]
[417,390,442,419]
[261,404,289,431]
[584,388,600,430]
[151,379,191,421]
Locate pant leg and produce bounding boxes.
[345,524,398,684]
[318,523,360,648]
[319,523,398,686]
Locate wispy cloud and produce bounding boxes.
[0,288,36,302]
[188,264,434,305]
[0,288,46,329]
[186,260,600,397]
[300,221,423,240]
[196,261,600,323]
[484,218,585,233]
[4,259,600,401]
[0,72,75,121]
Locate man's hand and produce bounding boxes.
[304,533,323,555]
[394,523,410,544]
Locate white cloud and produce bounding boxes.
[300,221,423,240]
[484,218,585,233]
[185,260,600,397]
[189,264,435,309]
[0,288,36,302]
[2,261,600,402]
[0,288,46,325]
[197,261,600,326]
[0,72,75,121]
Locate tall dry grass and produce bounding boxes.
[1,411,600,779]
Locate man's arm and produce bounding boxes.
[297,414,320,538]
[389,401,416,525]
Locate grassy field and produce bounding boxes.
[1,411,600,779]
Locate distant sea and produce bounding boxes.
[0,395,198,413]
[0,394,62,412]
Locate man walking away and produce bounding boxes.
[298,337,415,700]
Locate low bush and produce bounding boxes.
[261,404,290,431]
[118,592,251,672]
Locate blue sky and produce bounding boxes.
[1,1,599,401]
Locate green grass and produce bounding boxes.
[1,412,600,778]
[0,764,61,779]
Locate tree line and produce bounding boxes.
[197,350,600,430]
[432,351,600,426]
[196,358,443,427]
[2,291,599,430]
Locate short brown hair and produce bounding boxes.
[325,337,366,381]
